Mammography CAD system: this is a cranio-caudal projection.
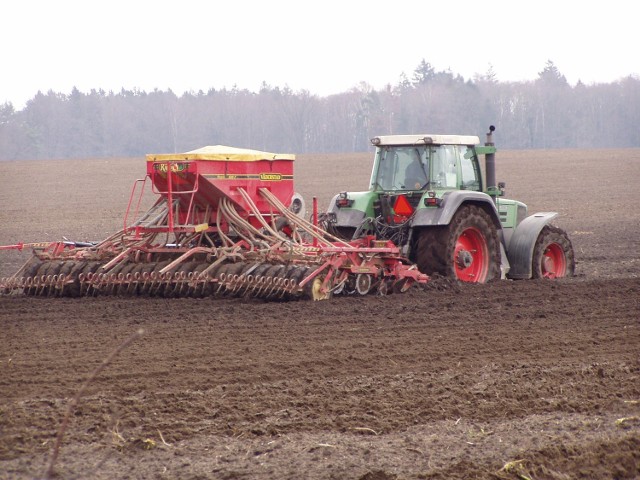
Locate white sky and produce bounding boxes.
[2,0,637,109]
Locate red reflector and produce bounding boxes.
[393,195,414,216]
[336,198,353,207]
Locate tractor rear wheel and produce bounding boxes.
[531,225,575,279]
[415,205,501,283]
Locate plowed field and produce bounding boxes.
[1,149,639,479]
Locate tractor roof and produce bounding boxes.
[146,145,296,162]
[371,134,480,146]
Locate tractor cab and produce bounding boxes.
[369,135,483,193]
[327,134,487,244]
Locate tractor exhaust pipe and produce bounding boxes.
[485,125,496,198]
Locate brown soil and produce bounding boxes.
[1,149,639,479]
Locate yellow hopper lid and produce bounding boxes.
[146,145,296,162]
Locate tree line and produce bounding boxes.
[1,60,638,160]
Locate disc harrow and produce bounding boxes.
[2,258,316,300]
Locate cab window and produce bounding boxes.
[430,145,458,188]
[373,146,428,191]
[460,146,481,191]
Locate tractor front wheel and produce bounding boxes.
[415,205,501,283]
[531,225,575,279]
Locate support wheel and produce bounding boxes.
[355,274,372,295]
[305,274,333,301]
[414,204,501,283]
[532,225,575,279]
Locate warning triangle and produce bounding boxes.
[393,195,414,216]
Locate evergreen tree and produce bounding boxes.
[1,59,640,160]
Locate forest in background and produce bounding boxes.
[1,60,639,160]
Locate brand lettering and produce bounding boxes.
[154,163,189,173]
[259,173,282,181]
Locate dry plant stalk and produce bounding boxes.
[43,328,145,479]
[498,459,533,480]
[351,427,379,435]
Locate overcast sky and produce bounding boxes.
[2,0,637,109]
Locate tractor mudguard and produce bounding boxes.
[336,208,366,228]
[412,191,500,227]
[329,205,367,228]
[506,212,558,279]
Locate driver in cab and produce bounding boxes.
[404,148,428,190]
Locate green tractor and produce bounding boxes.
[325,126,575,283]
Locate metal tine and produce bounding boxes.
[256,276,273,298]
[160,273,172,298]
[248,276,264,297]
[93,272,103,295]
[45,275,56,297]
[192,271,208,297]
[230,274,247,295]
[238,275,252,296]
[80,272,91,296]
[274,277,288,299]
[214,272,229,296]
[276,278,289,300]
[173,272,189,297]
[107,273,119,295]
[192,266,213,297]
[264,277,281,300]
[23,276,32,295]
[162,270,179,298]
[224,274,238,294]
[224,276,237,294]
[127,272,140,295]
[240,275,255,299]
[200,273,213,297]
[27,276,37,296]
[37,276,48,296]
[95,273,108,296]
[29,276,38,295]
[227,275,241,295]
[120,272,132,296]
[54,274,65,297]
[114,272,126,296]
[148,272,160,296]
[140,276,150,296]
[262,277,278,299]
[157,273,170,298]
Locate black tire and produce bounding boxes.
[414,204,501,283]
[531,225,575,279]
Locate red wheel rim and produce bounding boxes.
[541,242,567,279]
[453,227,489,282]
